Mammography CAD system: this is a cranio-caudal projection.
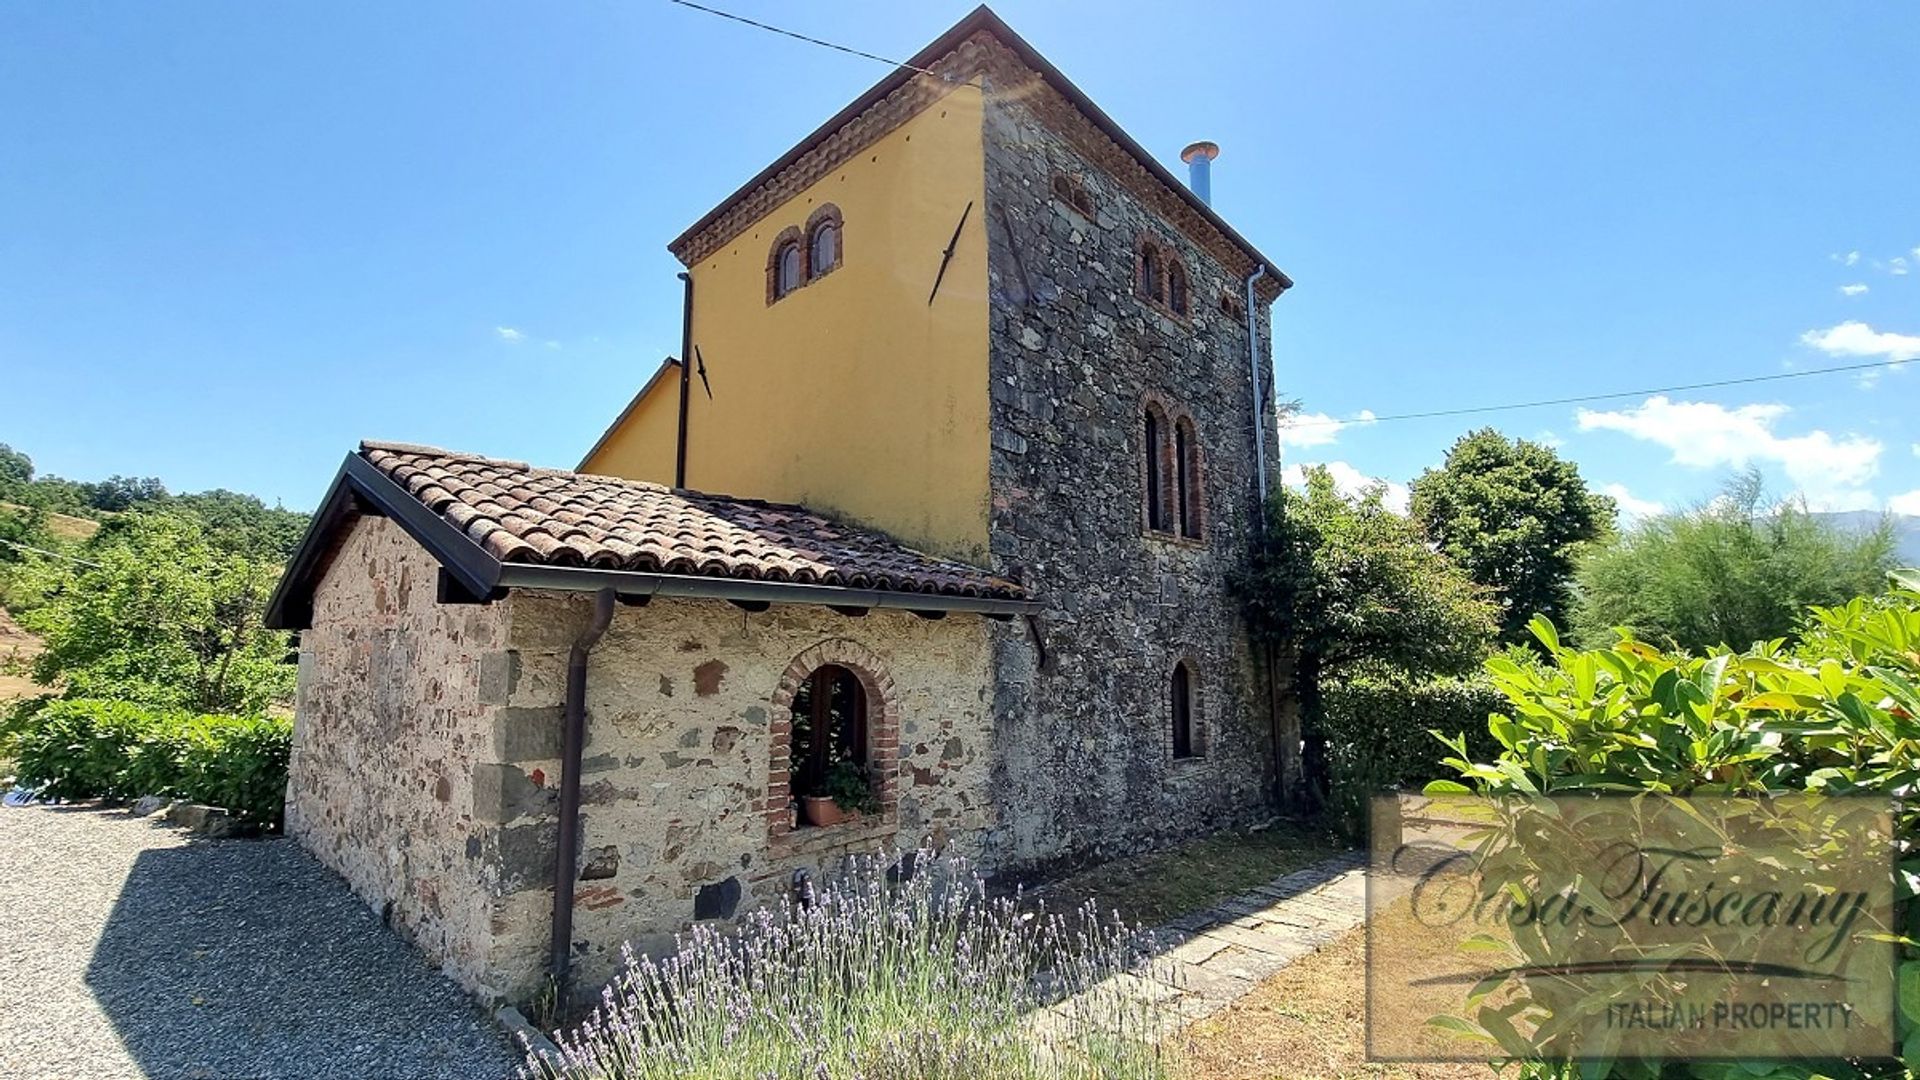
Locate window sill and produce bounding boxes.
[771,812,900,857]
[1143,530,1208,550]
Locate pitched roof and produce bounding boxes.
[576,355,680,471]
[265,441,1031,629]
[667,5,1291,296]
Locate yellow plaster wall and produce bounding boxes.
[581,370,680,485]
[584,88,991,563]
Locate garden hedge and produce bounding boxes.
[7,698,291,827]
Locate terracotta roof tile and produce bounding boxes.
[358,441,1028,601]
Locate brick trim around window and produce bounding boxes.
[766,638,900,851]
[804,203,845,281]
[766,225,805,305]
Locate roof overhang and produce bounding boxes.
[668,4,1292,295]
[264,452,1039,631]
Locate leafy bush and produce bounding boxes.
[11,698,156,800]
[1572,470,1895,653]
[1431,576,1920,1077]
[8,698,292,828]
[179,714,292,826]
[1320,675,1504,841]
[529,848,1173,1080]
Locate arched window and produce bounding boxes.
[788,663,867,825]
[1144,407,1167,532]
[1167,261,1189,316]
[1171,662,1195,759]
[768,226,806,304]
[809,221,838,280]
[1137,243,1162,304]
[1175,416,1200,539]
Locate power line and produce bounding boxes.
[0,538,102,567]
[661,0,948,78]
[1281,357,1910,429]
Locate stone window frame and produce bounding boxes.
[805,203,845,282]
[1141,391,1205,544]
[1165,651,1209,763]
[1050,172,1096,218]
[767,225,805,305]
[766,638,900,854]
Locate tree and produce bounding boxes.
[1409,428,1614,644]
[0,443,32,486]
[1572,470,1896,653]
[1234,466,1499,809]
[18,511,295,713]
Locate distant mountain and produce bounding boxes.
[1811,511,1920,568]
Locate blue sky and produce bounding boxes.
[3,1,1916,520]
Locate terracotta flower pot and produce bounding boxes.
[801,795,850,828]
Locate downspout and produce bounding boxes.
[549,587,617,1004]
[673,271,693,489]
[1243,264,1290,808]
[1243,264,1270,506]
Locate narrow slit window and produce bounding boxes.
[1171,662,1194,759]
[1145,409,1166,532]
[1168,262,1188,316]
[1175,417,1200,539]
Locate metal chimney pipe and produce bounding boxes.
[1181,141,1220,205]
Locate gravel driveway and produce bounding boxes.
[0,803,521,1080]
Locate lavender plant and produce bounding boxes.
[523,848,1179,1080]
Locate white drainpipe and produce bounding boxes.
[1243,264,1270,511]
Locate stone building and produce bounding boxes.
[266,5,1291,1005]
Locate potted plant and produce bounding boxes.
[801,760,879,827]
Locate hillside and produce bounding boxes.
[0,606,43,703]
[1812,511,1920,567]
[0,502,99,543]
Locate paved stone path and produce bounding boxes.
[1045,851,1369,1040]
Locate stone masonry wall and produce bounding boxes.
[287,516,510,991]
[977,88,1283,869]
[292,525,997,1006]
[459,590,995,1004]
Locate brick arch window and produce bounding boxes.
[1143,400,1171,532]
[805,203,843,281]
[767,639,899,842]
[1174,415,1203,539]
[1136,238,1163,305]
[1051,173,1095,216]
[767,226,804,303]
[1167,260,1189,316]
[1170,658,1201,760]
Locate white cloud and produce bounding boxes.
[1533,430,1564,449]
[1891,490,1920,516]
[1799,321,1920,363]
[1832,251,1861,267]
[1277,409,1376,449]
[1600,483,1663,523]
[545,340,562,350]
[495,326,525,343]
[1281,460,1409,513]
[1892,256,1911,277]
[1575,395,1882,510]
[1840,283,1869,297]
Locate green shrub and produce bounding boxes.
[1431,578,1920,1077]
[179,714,291,826]
[11,698,156,800]
[1320,674,1503,841]
[8,698,291,828]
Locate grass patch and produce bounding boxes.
[0,502,100,542]
[1175,927,1493,1080]
[1026,820,1348,928]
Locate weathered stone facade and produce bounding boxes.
[290,517,996,1002]
[976,85,1283,869]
